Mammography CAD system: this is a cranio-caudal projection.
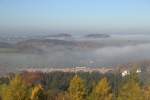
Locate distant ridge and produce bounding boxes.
[85,33,110,38]
[0,42,14,48]
[47,33,72,38]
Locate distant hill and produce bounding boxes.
[16,39,77,53]
[17,39,76,47]
[46,33,72,38]
[16,39,100,53]
[0,42,14,48]
[85,34,110,38]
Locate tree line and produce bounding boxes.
[0,69,150,100]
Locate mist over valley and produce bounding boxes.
[0,33,150,74]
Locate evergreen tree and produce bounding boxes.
[68,75,86,100]
[89,77,112,100]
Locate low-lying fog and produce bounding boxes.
[0,34,150,72]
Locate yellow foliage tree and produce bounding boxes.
[31,84,46,100]
[143,86,150,100]
[54,92,71,100]
[2,75,30,100]
[68,75,86,100]
[89,77,112,100]
[117,80,144,100]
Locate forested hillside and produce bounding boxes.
[0,65,150,100]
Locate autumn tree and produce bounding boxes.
[89,77,112,100]
[0,84,7,100]
[52,92,71,100]
[2,75,30,100]
[117,79,144,100]
[31,84,46,100]
[68,75,86,100]
[143,86,150,100]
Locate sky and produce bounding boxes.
[0,0,150,34]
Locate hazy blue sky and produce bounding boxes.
[0,0,150,34]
